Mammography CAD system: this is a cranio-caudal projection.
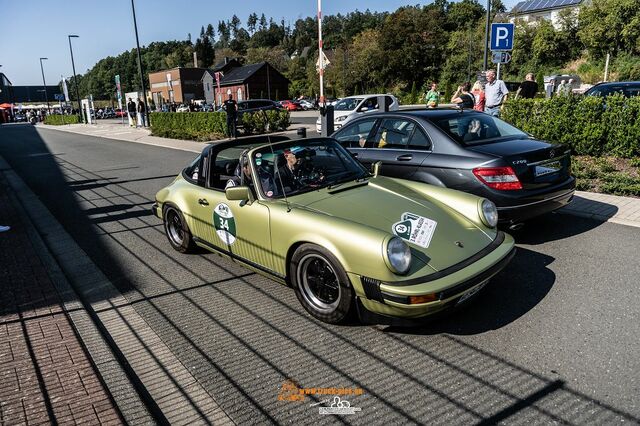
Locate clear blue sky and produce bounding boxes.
[1,0,519,85]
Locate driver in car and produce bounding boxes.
[276,148,325,192]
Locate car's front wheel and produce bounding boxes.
[163,206,196,253]
[290,244,354,324]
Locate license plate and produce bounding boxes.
[456,280,488,306]
[535,161,562,177]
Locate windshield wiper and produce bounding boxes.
[327,174,370,191]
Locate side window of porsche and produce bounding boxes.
[184,155,202,182]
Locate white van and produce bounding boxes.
[316,94,399,133]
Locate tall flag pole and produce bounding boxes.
[317,0,324,106]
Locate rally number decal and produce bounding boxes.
[213,203,236,245]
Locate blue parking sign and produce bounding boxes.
[491,23,515,51]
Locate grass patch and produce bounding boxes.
[572,156,640,197]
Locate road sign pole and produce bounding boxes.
[497,62,501,80]
[483,0,491,71]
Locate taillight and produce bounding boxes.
[473,167,522,190]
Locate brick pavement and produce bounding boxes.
[0,177,123,425]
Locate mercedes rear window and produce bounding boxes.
[432,113,528,146]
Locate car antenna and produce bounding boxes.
[268,134,292,213]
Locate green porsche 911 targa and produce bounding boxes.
[152,136,515,324]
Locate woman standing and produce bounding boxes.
[471,81,486,112]
[451,82,475,109]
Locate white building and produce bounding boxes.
[509,0,583,29]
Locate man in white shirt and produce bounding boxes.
[484,69,509,117]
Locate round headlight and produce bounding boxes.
[480,199,498,228]
[387,237,412,275]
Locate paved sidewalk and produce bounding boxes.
[0,177,122,424]
[38,121,205,153]
[560,191,640,228]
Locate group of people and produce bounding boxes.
[426,70,540,118]
[126,97,147,128]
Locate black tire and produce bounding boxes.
[163,206,196,253]
[290,244,354,324]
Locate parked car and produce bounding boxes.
[584,81,640,98]
[14,113,27,122]
[176,104,190,112]
[280,100,303,111]
[217,99,282,123]
[152,136,515,324]
[298,99,315,110]
[316,94,400,133]
[331,109,576,227]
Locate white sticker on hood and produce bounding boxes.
[392,212,437,248]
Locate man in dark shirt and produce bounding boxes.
[517,73,539,99]
[127,98,137,127]
[223,94,238,138]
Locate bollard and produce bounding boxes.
[320,105,334,137]
[297,127,307,139]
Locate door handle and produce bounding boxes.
[396,154,413,161]
[198,198,209,206]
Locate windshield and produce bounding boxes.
[250,139,368,199]
[586,85,640,98]
[334,98,363,111]
[433,113,528,145]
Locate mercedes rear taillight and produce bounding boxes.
[472,166,523,190]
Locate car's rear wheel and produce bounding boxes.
[163,206,196,253]
[290,244,354,324]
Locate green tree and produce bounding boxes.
[247,13,258,34]
[578,0,640,57]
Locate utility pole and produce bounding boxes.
[68,35,83,122]
[131,0,149,126]
[483,0,491,71]
[39,57,51,114]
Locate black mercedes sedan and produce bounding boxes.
[331,109,575,227]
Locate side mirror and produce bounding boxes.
[371,161,382,177]
[360,106,369,112]
[226,186,252,203]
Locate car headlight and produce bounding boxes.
[479,199,498,228]
[386,237,412,275]
[335,115,348,122]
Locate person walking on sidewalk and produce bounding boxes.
[127,98,137,127]
[223,93,238,138]
[136,98,146,128]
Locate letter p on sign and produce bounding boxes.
[490,23,515,51]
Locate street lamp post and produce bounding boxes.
[68,35,83,122]
[130,0,149,126]
[39,57,51,114]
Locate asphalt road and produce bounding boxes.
[1,123,639,424]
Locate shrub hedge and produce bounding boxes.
[241,110,291,135]
[150,110,291,141]
[43,115,80,125]
[502,94,640,158]
[150,112,227,141]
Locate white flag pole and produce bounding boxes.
[317,0,324,106]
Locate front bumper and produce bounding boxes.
[352,231,516,319]
[151,202,161,219]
